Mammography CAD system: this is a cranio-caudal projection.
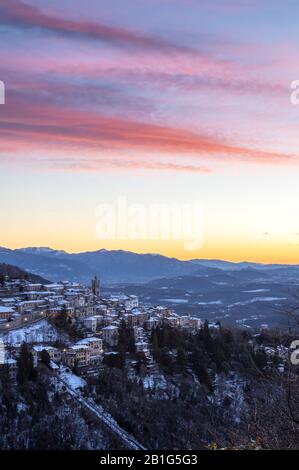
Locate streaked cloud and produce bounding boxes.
[0,0,202,55]
[0,0,297,174]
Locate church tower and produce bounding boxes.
[91,276,100,297]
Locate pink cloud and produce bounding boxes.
[0,92,297,173]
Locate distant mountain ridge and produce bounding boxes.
[0,246,298,285]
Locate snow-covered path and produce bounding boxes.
[59,376,147,451]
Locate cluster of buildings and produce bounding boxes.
[0,277,101,323]
[32,336,103,369]
[0,275,203,379]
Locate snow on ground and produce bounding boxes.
[228,297,287,308]
[196,300,223,306]
[60,366,86,391]
[242,289,270,293]
[210,374,247,424]
[143,374,167,391]
[1,320,59,345]
[17,403,28,413]
[143,376,155,389]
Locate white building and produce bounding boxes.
[102,325,119,348]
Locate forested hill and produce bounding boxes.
[0,263,49,284]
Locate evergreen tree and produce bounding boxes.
[253,350,268,370]
[17,342,36,386]
[152,331,161,361]
[176,347,187,370]
[191,349,213,392]
[58,305,70,328]
[136,352,147,376]
[40,349,51,368]
[202,320,214,352]
[118,320,136,354]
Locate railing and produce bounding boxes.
[59,377,147,450]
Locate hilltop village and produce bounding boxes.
[0,272,297,450]
[0,275,202,379]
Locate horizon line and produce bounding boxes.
[1,244,299,267]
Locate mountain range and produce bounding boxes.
[0,246,299,285]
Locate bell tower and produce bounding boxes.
[91,276,100,297]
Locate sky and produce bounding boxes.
[1,0,299,262]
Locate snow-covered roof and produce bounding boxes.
[2,358,17,365]
[77,337,101,344]
[0,306,15,313]
[33,345,57,352]
[50,360,59,369]
[26,291,54,295]
[70,344,89,350]
[132,309,142,315]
